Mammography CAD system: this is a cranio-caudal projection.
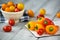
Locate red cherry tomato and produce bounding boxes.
[3,25,12,32]
[37,14,44,19]
[14,8,19,12]
[37,29,44,35]
[43,18,54,27]
[9,19,15,26]
[45,18,54,25]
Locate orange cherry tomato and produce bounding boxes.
[46,25,59,35]
[27,9,34,17]
[2,3,7,10]
[37,17,45,24]
[5,7,11,12]
[7,1,14,6]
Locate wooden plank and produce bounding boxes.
[0,22,27,40]
[10,27,37,40]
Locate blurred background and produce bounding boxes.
[0,0,60,14]
[0,0,60,22]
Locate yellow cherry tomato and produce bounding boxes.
[39,8,46,15]
[35,23,44,31]
[10,6,15,12]
[17,3,24,11]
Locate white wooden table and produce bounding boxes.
[0,0,60,40]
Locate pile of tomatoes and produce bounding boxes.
[27,17,59,35]
[2,1,24,12]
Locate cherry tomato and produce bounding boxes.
[9,19,15,26]
[46,25,59,35]
[14,8,19,12]
[37,17,45,24]
[37,29,44,35]
[37,14,44,19]
[43,18,54,27]
[3,25,12,32]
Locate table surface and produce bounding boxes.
[0,0,60,40]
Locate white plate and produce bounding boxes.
[25,24,60,38]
